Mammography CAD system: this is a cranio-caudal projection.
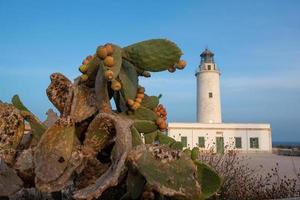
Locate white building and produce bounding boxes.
[168,49,272,153]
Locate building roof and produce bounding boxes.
[168,122,271,130]
[200,48,214,57]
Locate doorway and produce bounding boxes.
[216,137,224,153]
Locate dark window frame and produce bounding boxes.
[250,137,259,149]
[235,137,242,149]
[198,137,205,148]
[181,136,187,147]
[209,92,213,98]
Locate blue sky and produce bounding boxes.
[0,0,299,141]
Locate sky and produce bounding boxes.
[0,0,299,142]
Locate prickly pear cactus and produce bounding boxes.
[0,38,221,200]
[123,39,183,72]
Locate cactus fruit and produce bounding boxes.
[136,93,144,99]
[80,74,88,81]
[135,98,142,103]
[155,117,164,126]
[111,80,122,91]
[82,59,89,65]
[79,65,88,73]
[104,44,114,55]
[104,70,114,80]
[123,39,183,72]
[131,102,141,111]
[177,60,187,69]
[104,56,114,67]
[137,86,145,94]
[127,99,135,106]
[96,46,108,59]
[168,65,176,73]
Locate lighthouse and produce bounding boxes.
[168,49,272,153]
[196,49,222,123]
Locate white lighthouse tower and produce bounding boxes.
[196,49,222,123]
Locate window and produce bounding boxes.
[198,137,205,148]
[207,65,211,70]
[209,92,213,98]
[250,137,259,149]
[235,137,242,149]
[181,136,187,147]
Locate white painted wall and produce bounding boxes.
[196,62,222,123]
[168,123,272,152]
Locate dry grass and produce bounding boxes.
[198,149,300,200]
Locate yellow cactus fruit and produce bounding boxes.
[104,56,114,67]
[127,99,135,106]
[156,117,164,126]
[80,74,88,81]
[135,97,142,103]
[168,65,176,73]
[131,102,141,110]
[104,70,114,80]
[96,46,108,59]
[79,65,88,73]
[105,44,114,55]
[177,60,186,70]
[111,80,122,91]
[137,86,145,94]
[136,93,144,99]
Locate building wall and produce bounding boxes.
[168,123,272,152]
[196,69,222,123]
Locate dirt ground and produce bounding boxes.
[240,153,300,179]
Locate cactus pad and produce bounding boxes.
[12,95,46,141]
[70,84,97,123]
[119,60,139,101]
[34,119,77,183]
[194,160,222,199]
[127,145,202,199]
[131,126,143,147]
[133,120,158,133]
[144,130,159,144]
[124,39,183,72]
[127,107,157,121]
[141,94,159,110]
